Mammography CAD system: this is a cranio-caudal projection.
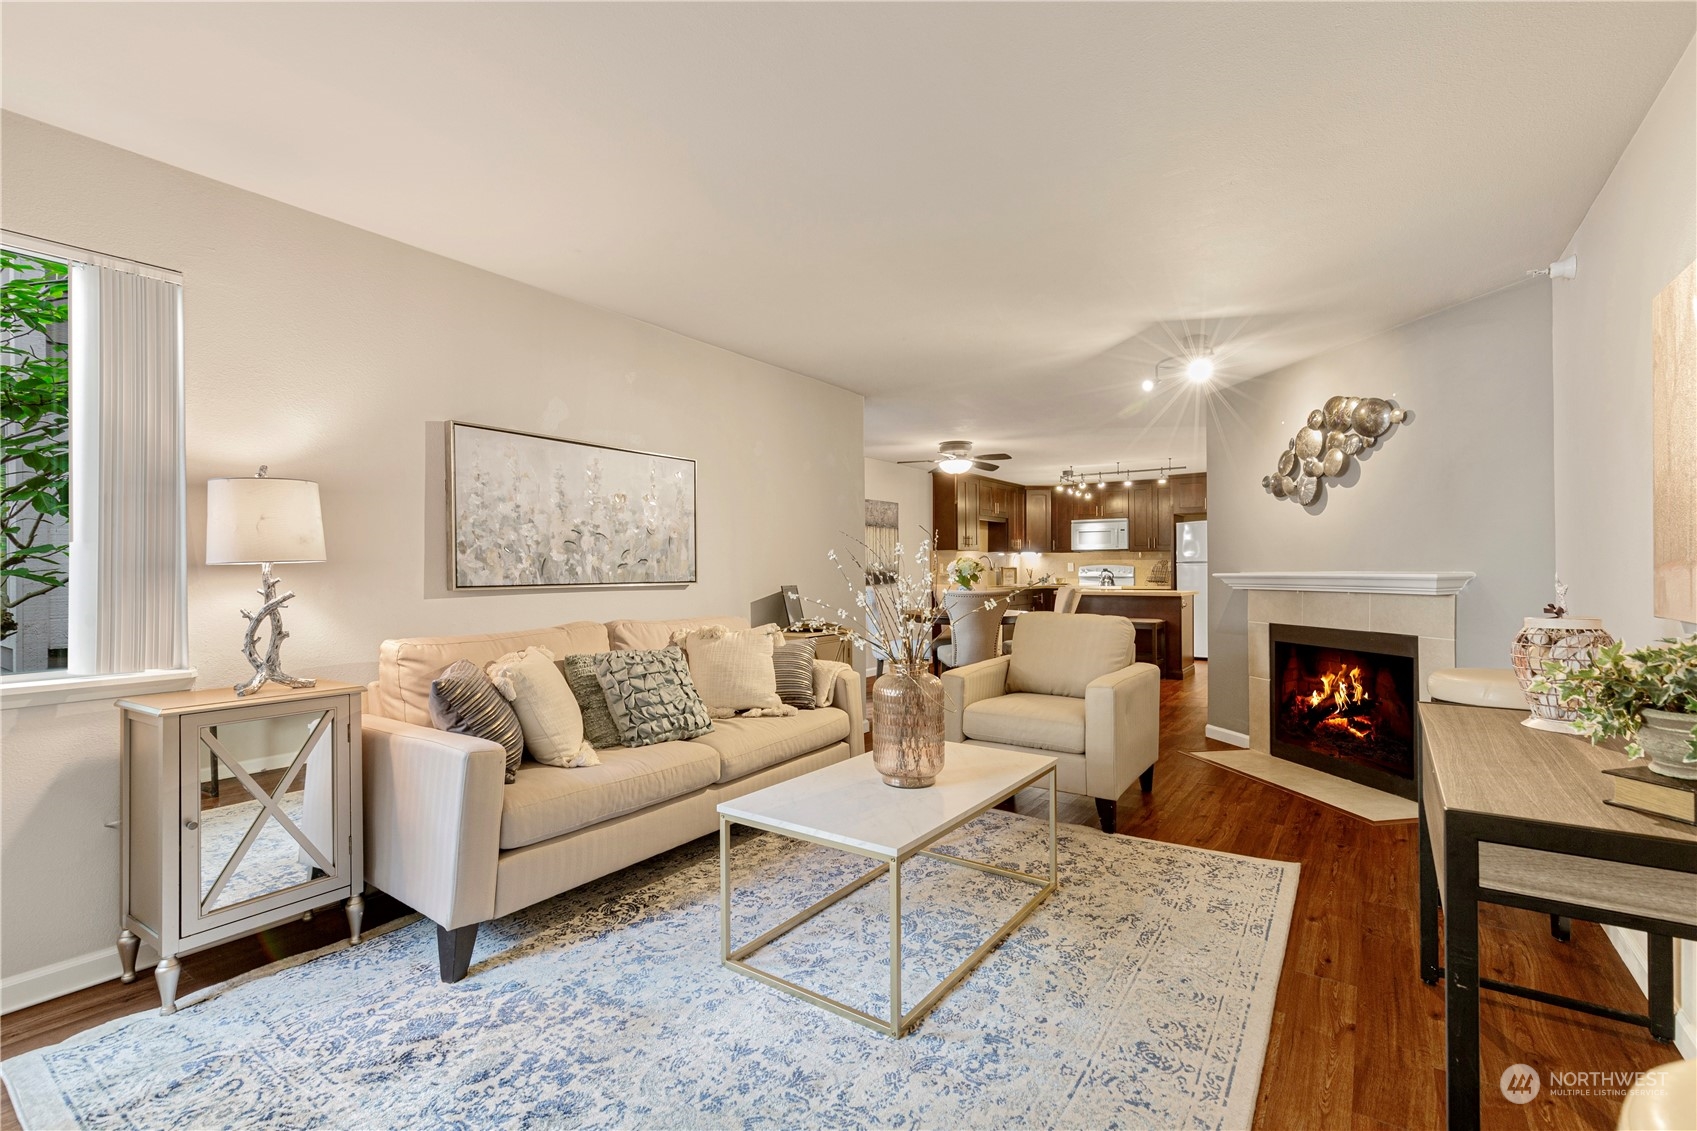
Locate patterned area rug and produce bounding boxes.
[3,812,1297,1130]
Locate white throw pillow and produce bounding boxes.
[485,646,600,768]
[677,623,796,719]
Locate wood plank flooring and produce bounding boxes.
[3,661,1680,1129]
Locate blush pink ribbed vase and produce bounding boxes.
[869,663,945,787]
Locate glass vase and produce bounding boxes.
[870,663,946,788]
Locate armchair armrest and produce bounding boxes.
[1083,662,1161,800]
[361,715,505,930]
[942,655,1012,742]
[828,664,866,755]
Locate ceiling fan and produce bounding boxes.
[899,440,1012,474]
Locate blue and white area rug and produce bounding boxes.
[3,812,1297,1130]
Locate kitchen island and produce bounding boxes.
[1071,589,1196,679]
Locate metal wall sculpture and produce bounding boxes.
[1262,396,1407,506]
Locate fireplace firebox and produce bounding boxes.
[1269,624,1419,800]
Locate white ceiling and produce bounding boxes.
[4,3,1691,484]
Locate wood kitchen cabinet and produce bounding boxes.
[1024,488,1053,552]
[1128,481,1155,550]
[1050,489,1073,550]
[1171,473,1207,514]
[932,471,1027,552]
[1152,481,1175,551]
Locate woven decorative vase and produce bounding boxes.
[870,663,945,787]
[1509,616,1614,732]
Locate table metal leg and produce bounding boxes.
[1649,934,1676,1042]
[1048,767,1058,884]
[1419,797,1442,984]
[1444,820,1481,1131]
[720,818,732,962]
[889,854,903,1033]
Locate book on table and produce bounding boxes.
[1602,764,1697,825]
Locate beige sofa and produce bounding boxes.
[360,615,864,981]
[942,612,1158,833]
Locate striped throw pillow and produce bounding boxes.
[773,638,818,709]
[428,659,524,782]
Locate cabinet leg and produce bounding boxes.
[346,894,364,944]
[154,956,182,1015]
[116,929,140,984]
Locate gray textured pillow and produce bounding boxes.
[557,655,626,751]
[429,659,524,783]
[773,638,818,709]
[591,647,713,747]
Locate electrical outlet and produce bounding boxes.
[1067,562,1075,572]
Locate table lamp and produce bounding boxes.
[205,466,326,696]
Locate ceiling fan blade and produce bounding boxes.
[974,453,1013,462]
[972,460,1001,472]
[897,459,940,466]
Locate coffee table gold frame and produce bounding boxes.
[719,763,1058,1038]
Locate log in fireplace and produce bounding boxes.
[1269,624,1419,800]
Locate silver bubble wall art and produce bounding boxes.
[1262,395,1408,506]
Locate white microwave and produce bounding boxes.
[1071,518,1129,551]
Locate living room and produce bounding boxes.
[2,4,1695,1130]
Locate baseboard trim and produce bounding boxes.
[1603,925,1696,1059]
[1,944,155,1015]
[1205,725,1251,749]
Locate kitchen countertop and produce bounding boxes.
[1075,589,1196,597]
[1024,583,1188,594]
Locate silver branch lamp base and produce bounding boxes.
[235,562,316,697]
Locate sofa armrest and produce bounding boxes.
[362,715,505,930]
[1083,661,1161,800]
[942,655,1012,742]
[828,665,867,755]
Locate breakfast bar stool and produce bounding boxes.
[1129,617,1165,668]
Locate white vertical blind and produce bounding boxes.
[67,262,188,673]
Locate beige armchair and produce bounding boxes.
[942,612,1159,833]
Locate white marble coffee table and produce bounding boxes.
[717,742,1058,1037]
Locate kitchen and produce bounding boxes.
[931,469,1208,679]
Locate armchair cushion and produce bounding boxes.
[963,693,1086,754]
[1006,613,1134,699]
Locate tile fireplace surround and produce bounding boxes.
[1215,572,1476,753]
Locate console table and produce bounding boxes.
[1418,702,1697,1131]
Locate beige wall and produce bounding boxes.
[1551,39,1697,1056]
[0,114,864,1001]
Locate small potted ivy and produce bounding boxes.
[1533,635,1697,779]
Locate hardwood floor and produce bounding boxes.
[3,662,1678,1129]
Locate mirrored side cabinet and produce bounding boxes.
[116,682,364,1014]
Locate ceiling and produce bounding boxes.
[4,3,1691,484]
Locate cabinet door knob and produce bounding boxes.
[183,819,199,831]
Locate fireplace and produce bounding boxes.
[1269,624,1419,800]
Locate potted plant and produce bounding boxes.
[1533,635,1697,779]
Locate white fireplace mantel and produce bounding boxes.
[1214,571,1475,596]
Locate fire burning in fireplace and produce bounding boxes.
[1294,664,1377,740]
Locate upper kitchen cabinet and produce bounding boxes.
[932,471,1027,552]
[1171,473,1207,514]
[1128,481,1156,550]
[1152,480,1175,551]
[1024,488,1053,552]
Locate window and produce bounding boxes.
[0,248,70,675]
[0,232,189,703]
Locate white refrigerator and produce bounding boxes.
[1176,520,1208,659]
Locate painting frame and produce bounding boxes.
[447,420,697,591]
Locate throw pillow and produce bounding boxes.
[592,647,713,747]
[428,659,525,783]
[557,655,625,750]
[677,623,795,718]
[486,646,600,768]
[772,637,818,709]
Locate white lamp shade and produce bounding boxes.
[205,477,326,564]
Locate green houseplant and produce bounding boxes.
[1532,635,1697,779]
[947,557,983,590]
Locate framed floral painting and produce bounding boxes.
[448,421,696,589]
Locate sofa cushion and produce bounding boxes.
[1006,613,1134,699]
[963,693,1087,754]
[593,647,714,747]
[487,647,598,768]
[500,742,720,850]
[605,615,750,652]
[428,659,525,783]
[558,655,625,750]
[773,638,818,709]
[679,623,789,717]
[376,622,611,725]
[691,708,851,782]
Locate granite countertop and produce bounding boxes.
[1074,588,1196,597]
